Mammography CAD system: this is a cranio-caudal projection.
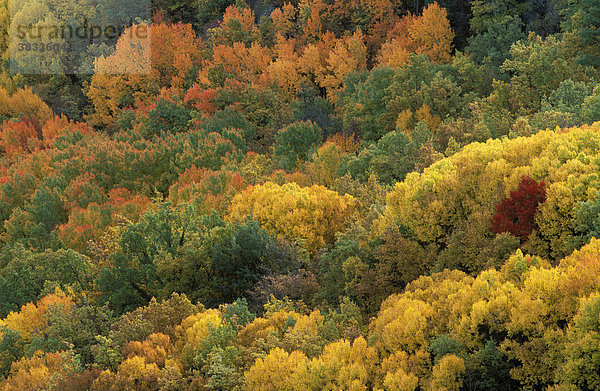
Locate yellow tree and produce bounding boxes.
[175,309,222,350]
[376,3,453,67]
[295,337,378,390]
[376,16,413,68]
[204,42,272,85]
[2,350,79,391]
[244,348,308,391]
[371,296,435,354]
[377,38,411,68]
[212,5,261,45]
[408,2,454,64]
[91,355,184,391]
[1,290,73,342]
[428,354,466,391]
[0,86,53,124]
[227,181,357,253]
[122,333,174,367]
[305,141,346,187]
[297,0,327,43]
[236,310,301,349]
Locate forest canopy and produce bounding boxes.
[1,0,600,389]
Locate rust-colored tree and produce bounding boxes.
[490,176,546,241]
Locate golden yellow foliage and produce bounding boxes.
[295,336,378,390]
[123,333,174,367]
[0,86,53,124]
[374,123,600,260]
[429,354,465,391]
[408,2,454,64]
[321,30,367,103]
[383,368,419,391]
[2,351,78,391]
[237,310,301,348]
[176,309,222,349]
[271,3,296,37]
[1,290,73,342]
[371,296,435,353]
[227,181,357,253]
[244,347,308,391]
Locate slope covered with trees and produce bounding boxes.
[1,0,600,389]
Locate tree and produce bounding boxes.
[467,0,529,78]
[377,38,410,68]
[88,22,203,130]
[338,67,396,142]
[562,0,600,66]
[228,182,357,254]
[2,350,81,391]
[199,106,256,148]
[408,2,454,64]
[1,290,73,343]
[41,115,92,148]
[153,0,201,26]
[149,23,204,92]
[557,292,600,389]
[244,347,307,391]
[374,123,600,267]
[500,33,579,115]
[196,218,282,307]
[544,79,594,120]
[0,246,92,317]
[321,30,368,103]
[581,85,600,124]
[271,3,297,38]
[274,121,323,171]
[0,87,53,124]
[429,354,466,391]
[96,203,196,313]
[197,0,236,27]
[373,228,435,295]
[305,141,346,187]
[490,176,546,242]
[291,85,340,137]
[168,167,245,215]
[0,118,41,159]
[463,340,516,391]
[337,129,421,185]
[211,5,261,46]
[294,337,377,389]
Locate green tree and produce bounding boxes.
[467,16,525,79]
[581,85,600,124]
[274,121,323,172]
[562,0,600,66]
[339,68,396,143]
[544,79,594,119]
[464,340,516,391]
[0,245,93,317]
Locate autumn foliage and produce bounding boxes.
[227,181,357,253]
[2,0,600,389]
[491,176,546,241]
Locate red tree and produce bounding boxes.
[490,176,546,241]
